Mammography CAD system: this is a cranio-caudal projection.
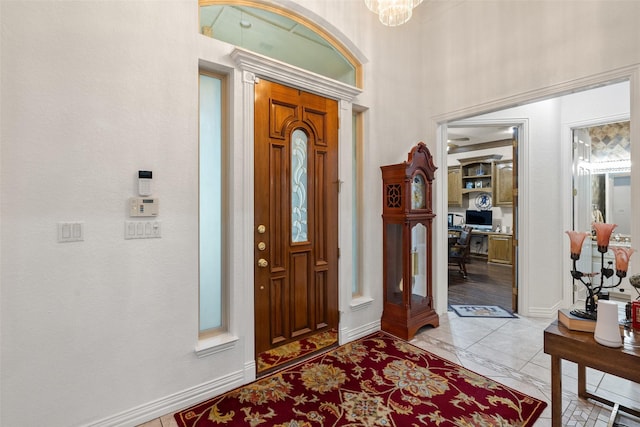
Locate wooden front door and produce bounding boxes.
[254,79,339,356]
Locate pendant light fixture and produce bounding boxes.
[365,0,423,27]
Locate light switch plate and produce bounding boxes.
[124,220,161,239]
[57,222,84,243]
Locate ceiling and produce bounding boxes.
[447,126,515,146]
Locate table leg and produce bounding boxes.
[578,364,587,398]
[551,354,562,427]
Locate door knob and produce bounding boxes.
[258,258,268,268]
[257,242,266,251]
[257,225,266,234]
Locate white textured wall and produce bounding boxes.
[0,1,235,426]
[1,0,639,426]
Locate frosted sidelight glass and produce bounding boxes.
[199,73,223,332]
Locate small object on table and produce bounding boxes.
[558,309,596,332]
[633,301,640,330]
[630,274,640,298]
[594,300,622,348]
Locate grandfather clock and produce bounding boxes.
[381,142,439,340]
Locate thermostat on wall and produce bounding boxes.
[138,170,153,196]
[129,197,159,217]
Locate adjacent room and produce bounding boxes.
[446,82,632,315]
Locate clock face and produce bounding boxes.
[475,192,492,210]
[411,175,425,209]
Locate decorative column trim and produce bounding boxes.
[242,70,257,85]
[239,67,257,374]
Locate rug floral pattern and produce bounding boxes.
[257,329,338,374]
[175,332,546,426]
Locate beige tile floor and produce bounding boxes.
[411,311,640,427]
[139,311,640,427]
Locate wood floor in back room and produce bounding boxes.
[448,255,513,310]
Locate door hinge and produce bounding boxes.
[337,247,340,258]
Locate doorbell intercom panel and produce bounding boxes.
[129,197,159,217]
[138,170,153,196]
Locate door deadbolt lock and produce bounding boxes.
[257,225,266,234]
[257,258,268,268]
[257,242,266,251]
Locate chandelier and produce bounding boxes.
[365,0,423,27]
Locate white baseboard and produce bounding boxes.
[85,324,379,427]
[526,303,561,318]
[83,365,251,427]
[340,320,380,344]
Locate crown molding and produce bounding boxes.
[230,48,361,102]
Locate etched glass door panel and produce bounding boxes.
[291,128,308,243]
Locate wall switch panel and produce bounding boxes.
[57,222,84,243]
[124,220,161,239]
[129,197,159,217]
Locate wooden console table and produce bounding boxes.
[544,321,640,426]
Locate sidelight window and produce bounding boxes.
[199,71,226,337]
[352,110,364,296]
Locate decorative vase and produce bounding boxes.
[594,300,622,348]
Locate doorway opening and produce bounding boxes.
[445,125,518,312]
[439,78,633,317]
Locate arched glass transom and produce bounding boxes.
[199,2,358,86]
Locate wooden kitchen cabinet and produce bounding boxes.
[448,166,462,207]
[494,160,513,206]
[488,234,513,265]
[460,160,493,194]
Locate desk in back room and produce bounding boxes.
[471,230,513,265]
[448,228,513,265]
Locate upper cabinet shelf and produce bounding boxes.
[461,160,493,193]
[448,155,513,208]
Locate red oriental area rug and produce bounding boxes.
[174,331,546,427]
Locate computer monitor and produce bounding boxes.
[448,213,465,229]
[465,209,492,228]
